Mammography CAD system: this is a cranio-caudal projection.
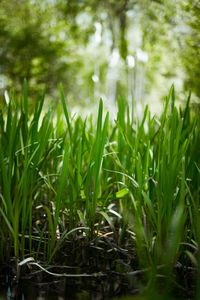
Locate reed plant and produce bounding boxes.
[0,81,199,298]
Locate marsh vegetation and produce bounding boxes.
[0,82,200,299]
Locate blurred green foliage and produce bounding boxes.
[0,0,199,103]
[181,0,200,98]
[0,0,68,95]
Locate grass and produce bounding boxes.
[0,81,200,299]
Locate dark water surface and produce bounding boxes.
[0,241,139,299]
[0,274,135,300]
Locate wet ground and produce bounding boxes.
[0,231,142,299]
[0,235,196,300]
[0,260,141,300]
[0,274,139,300]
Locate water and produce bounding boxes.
[0,274,133,300]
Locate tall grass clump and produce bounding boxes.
[0,82,199,299]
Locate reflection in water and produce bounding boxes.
[0,283,65,300]
[0,274,130,300]
[7,286,11,299]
